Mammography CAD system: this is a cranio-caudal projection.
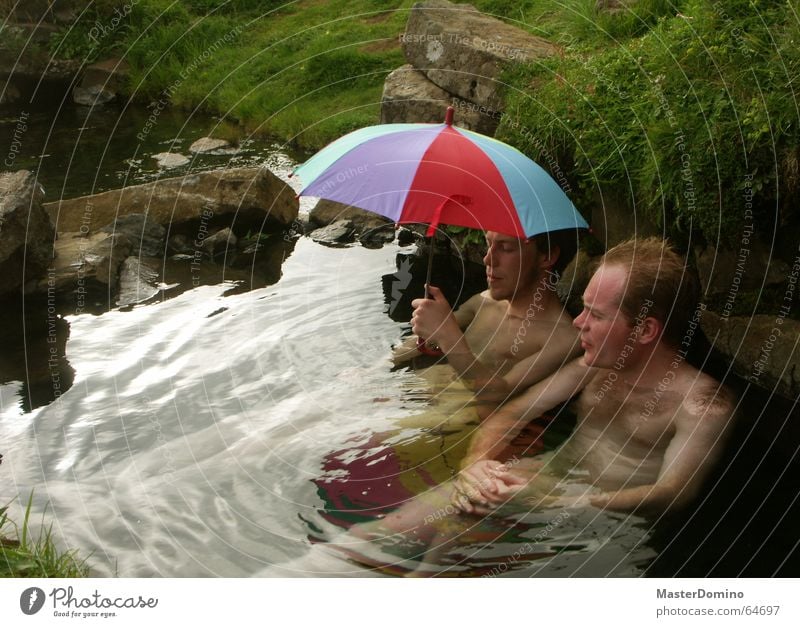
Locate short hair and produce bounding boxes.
[600,237,701,348]
[531,228,580,276]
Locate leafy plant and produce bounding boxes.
[0,494,89,578]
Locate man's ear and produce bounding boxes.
[637,316,662,345]
[538,244,561,271]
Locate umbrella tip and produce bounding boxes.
[445,106,454,126]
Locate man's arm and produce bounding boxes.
[410,286,581,400]
[462,358,595,467]
[591,384,736,515]
[391,291,480,365]
[444,326,581,402]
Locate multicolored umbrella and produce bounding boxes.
[292,107,588,354]
[292,107,588,239]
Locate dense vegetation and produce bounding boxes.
[497,0,800,249]
[13,0,799,248]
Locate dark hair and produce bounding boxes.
[600,237,701,348]
[531,228,580,276]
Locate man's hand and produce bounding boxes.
[410,285,463,352]
[451,459,527,514]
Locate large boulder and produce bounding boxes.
[309,199,392,232]
[0,170,55,295]
[380,64,501,135]
[100,213,166,258]
[401,0,558,113]
[694,241,789,300]
[703,311,800,401]
[43,231,132,292]
[44,167,298,236]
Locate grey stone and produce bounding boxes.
[380,64,501,135]
[79,58,130,94]
[359,226,396,249]
[590,189,660,248]
[201,227,237,257]
[168,234,195,255]
[397,227,418,247]
[152,152,190,169]
[309,199,392,232]
[402,0,558,112]
[41,231,132,292]
[117,257,160,307]
[695,242,790,299]
[73,84,116,106]
[0,170,55,296]
[703,311,800,401]
[189,137,232,154]
[309,220,356,246]
[44,166,298,235]
[100,213,166,258]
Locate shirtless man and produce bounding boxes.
[394,229,581,402]
[279,237,735,575]
[456,237,737,516]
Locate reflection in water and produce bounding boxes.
[1,236,795,576]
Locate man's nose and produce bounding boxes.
[483,246,494,266]
[573,310,586,329]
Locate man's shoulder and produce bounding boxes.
[679,370,736,420]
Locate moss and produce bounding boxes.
[499,0,800,248]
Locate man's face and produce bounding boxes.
[573,264,636,368]
[482,231,539,301]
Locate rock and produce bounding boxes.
[557,249,594,316]
[380,64,501,135]
[43,231,132,292]
[117,257,160,307]
[79,58,130,94]
[703,311,800,401]
[189,137,231,154]
[590,189,659,248]
[201,228,237,257]
[100,213,166,258]
[397,227,418,247]
[73,84,117,106]
[168,234,195,255]
[44,166,298,236]
[0,170,55,296]
[153,152,190,169]
[309,199,392,232]
[402,0,558,113]
[695,242,790,301]
[309,220,356,246]
[359,226,396,249]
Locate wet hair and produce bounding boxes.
[599,237,701,348]
[530,228,580,276]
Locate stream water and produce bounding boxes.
[1,96,797,577]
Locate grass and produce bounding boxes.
[1,494,89,578]
[33,0,800,250]
[43,0,661,150]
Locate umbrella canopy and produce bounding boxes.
[292,108,588,238]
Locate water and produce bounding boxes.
[2,99,797,577]
[0,236,657,576]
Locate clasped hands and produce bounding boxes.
[452,459,596,514]
[451,459,527,515]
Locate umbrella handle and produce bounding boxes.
[416,234,444,357]
[417,336,444,357]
